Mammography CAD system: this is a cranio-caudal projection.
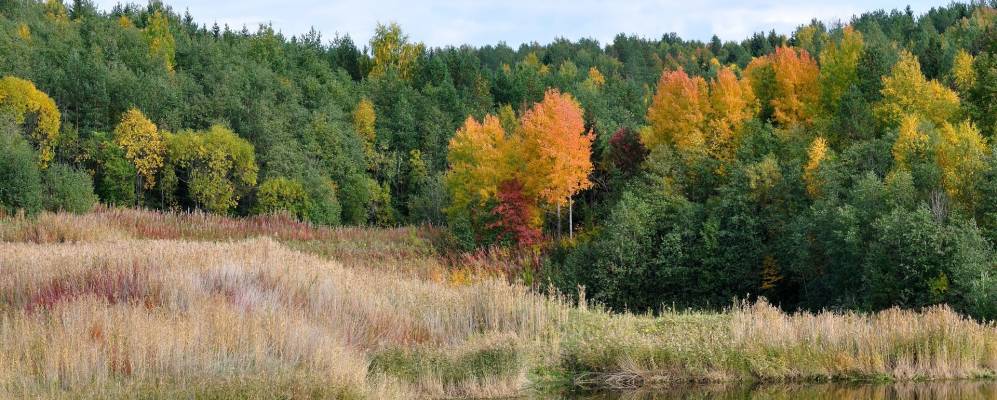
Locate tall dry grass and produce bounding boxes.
[1,210,995,398]
[0,207,452,279]
[0,238,567,398]
[560,300,997,389]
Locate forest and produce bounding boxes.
[1,0,996,322]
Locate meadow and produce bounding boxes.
[0,208,995,399]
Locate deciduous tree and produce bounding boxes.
[145,10,175,71]
[0,76,61,168]
[369,22,424,80]
[519,89,594,208]
[707,67,757,162]
[643,69,710,155]
[445,114,509,212]
[113,108,165,190]
[819,26,864,113]
[769,46,820,126]
[876,51,960,128]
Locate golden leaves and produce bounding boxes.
[0,76,61,168]
[353,98,377,167]
[113,108,165,189]
[645,67,757,163]
[804,136,829,198]
[876,51,960,128]
[644,69,710,155]
[769,47,821,126]
[369,23,424,81]
[144,11,176,72]
[951,49,976,94]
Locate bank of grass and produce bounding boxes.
[0,209,995,398]
[558,301,996,390]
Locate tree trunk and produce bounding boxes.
[135,173,143,207]
[569,198,573,239]
[556,203,562,239]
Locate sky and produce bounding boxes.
[93,0,948,48]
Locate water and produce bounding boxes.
[541,381,997,399]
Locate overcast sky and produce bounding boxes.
[93,0,947,47]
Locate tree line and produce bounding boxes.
[1,0,995,319]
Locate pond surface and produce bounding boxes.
[541,381,997,399]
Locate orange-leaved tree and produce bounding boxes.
[769,46,820,126]
[519,89,594,205]
[745,46,820,127]
[643,69,710,155]
[519,89,594,237]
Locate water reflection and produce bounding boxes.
[543,381,997,399]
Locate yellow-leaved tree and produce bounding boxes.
[950,49,977,94]
[819,26,864,113]
[707,67,758,162]
[585,66,606,88]
[0,76,61,168]
[144,10,176,72]
[804,136,829,198]
[113,108,165,191]
[644,66,757,166]
[369,22,424,80]
[891,114,988,210]
[445,114,510,213]
[936,120,988,209]
[353,98,377,167]
[165,125,258,213]
[876,51,961,128]
[643,69,710,155]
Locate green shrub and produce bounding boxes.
[302,173,341,226]
[0,123,43,216]
[254,177,311,220]
[42,163,98,213]
[91,133,136,207]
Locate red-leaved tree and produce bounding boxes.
[488,180,542,247]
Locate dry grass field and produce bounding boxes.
[0,208,994,398]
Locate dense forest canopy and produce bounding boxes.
[1,0,996,319]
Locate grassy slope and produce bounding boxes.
[0,209,995,399]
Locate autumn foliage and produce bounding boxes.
[0,76,61,168]
[519,89,595,207]
[643,67,756,163]
[747,46,821,126]
[644,69,710,155]
[113,108,165,190]
[446,89,593,245]
[488,180,542,246]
